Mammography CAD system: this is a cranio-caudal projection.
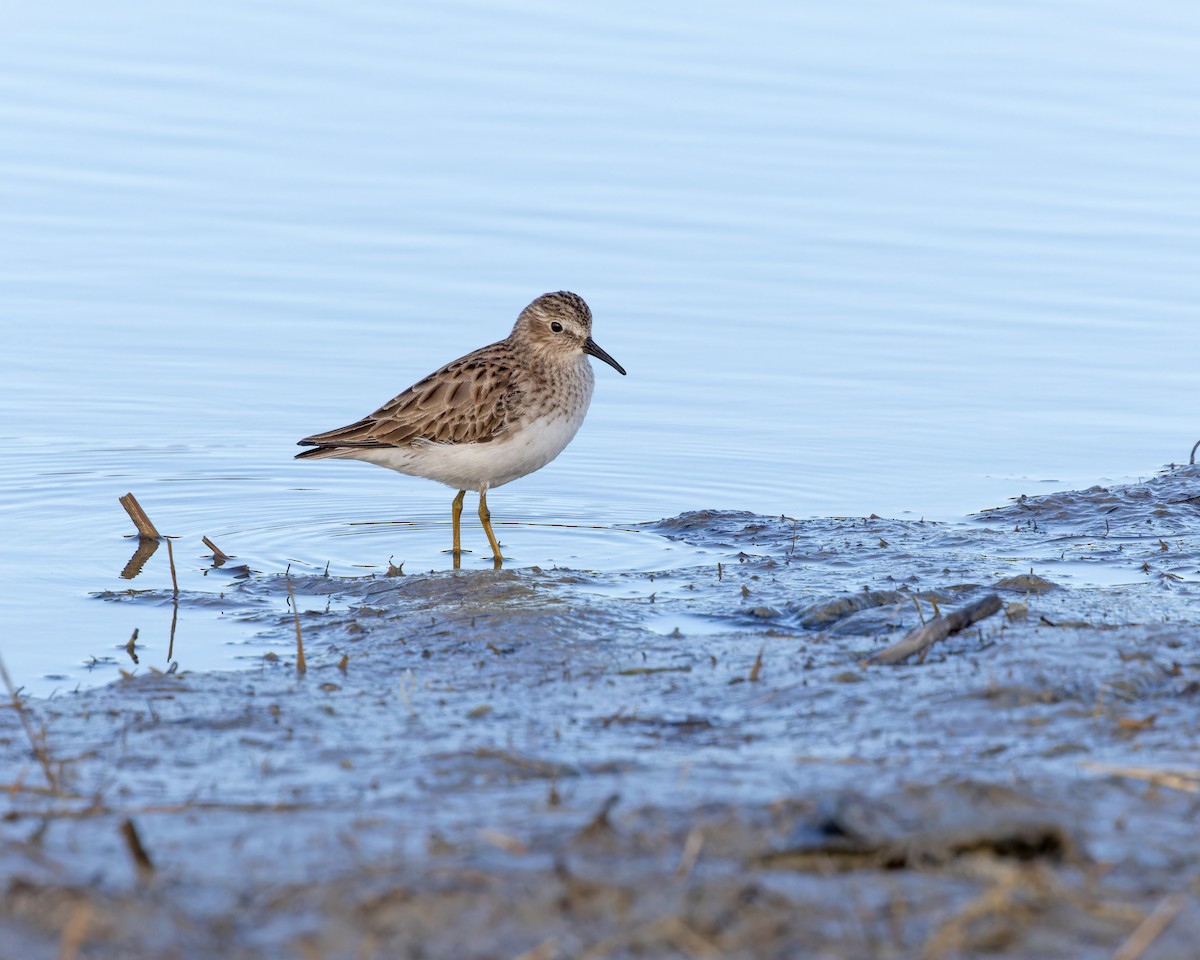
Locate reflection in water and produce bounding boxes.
[124,627,139,664]
[119,537,159,580]
[116,529,182,669]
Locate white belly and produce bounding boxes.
[347,411,588,492]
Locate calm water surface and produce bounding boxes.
[2,0,1198,691]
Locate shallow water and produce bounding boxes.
[3,472,1199,956]
[2,0,1199,691]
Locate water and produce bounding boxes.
[2,0,1198,692]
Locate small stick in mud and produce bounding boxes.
[578,793,620,839]
[748,645,765,682]
[118,492,161,540]
[125,628,139,665]
[287,578,307,674]
[0,654,59,793]
[1191,439,1199,465]
[120,818,155,878]
[863,594,1002,666]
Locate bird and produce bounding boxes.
[296,291,626,566]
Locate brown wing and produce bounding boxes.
[297,347,520,451]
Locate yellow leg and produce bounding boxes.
[451,490,466,567]
[478,488,503,564]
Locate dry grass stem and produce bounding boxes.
[165,537,179,598]
[923,868,1025,960]
[55,899,93,960]
[4,799,315,823]
[675,826,704,879]
[1112,892,1188,960]
[478,829,528,855]
[287,578,307,674]
[513,939,558,960]
[0,654,59,793]
[167,599,178,662]
[1081,762,1200,793]
[118,492,161,540]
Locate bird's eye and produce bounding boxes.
[550,321,563,333]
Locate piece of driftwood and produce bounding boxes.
[863,594,1002,666]
[202,535,232,562]
[118,492,160,540]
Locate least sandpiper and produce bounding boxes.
[297,291,626,565]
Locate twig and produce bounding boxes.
[1112,892,1187,960]
[118,493,160,540]
[287,578,306,674]
[1191,439,1199,465]
[618,665,691,676]
[125,628,139,665]
[863,594,1002,666]
[0,654,59,792]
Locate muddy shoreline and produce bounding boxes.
[4,466,1200,958]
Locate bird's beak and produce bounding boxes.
[583,337,626,376]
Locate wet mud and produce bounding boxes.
[3,465,1200,958]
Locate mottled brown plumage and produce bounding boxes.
[296,291,625,564]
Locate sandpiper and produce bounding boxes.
[296,291,626,565]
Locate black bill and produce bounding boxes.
[583,337,627,375]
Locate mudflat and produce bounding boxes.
[3,466,1199,958]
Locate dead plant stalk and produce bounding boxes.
[0,654,59,793]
